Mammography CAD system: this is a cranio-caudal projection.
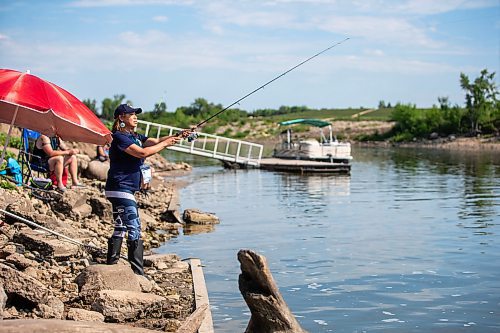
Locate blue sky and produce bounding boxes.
[1,0,498,113]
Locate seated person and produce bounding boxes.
[96,144,110,162]
[33,134,83,192]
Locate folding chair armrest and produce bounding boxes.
[19,151,49,173]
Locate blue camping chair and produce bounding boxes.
[18,129,51,184]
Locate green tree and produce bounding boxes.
[101,94,127,121]
[438,96,465,135]
[460,69,499,134]
[174,109,190,128]
[152,101,167,119]
[390,103,444,140]
[82,98,98,115]
[180,98,210,117]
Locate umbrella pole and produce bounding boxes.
[0,105,19,167]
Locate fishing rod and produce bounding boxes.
[180,37,350,141]
[0,208,125,259]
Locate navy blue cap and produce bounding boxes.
[114,104,142,119]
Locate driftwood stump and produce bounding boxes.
[238,249,308,333]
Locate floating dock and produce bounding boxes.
[258,158,351,174]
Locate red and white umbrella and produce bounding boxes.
[0,68,112,165]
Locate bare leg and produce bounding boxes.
[48,156,65,189]
[64,155,79,185]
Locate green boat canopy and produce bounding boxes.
[279,118,331,128]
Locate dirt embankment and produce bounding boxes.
[234,120,499,151]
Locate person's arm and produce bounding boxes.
[97,146,105,156]
[96,145,108,161]
[144,135,174,147]
[58,139,79,155]
[39,136,77,157]
[124,136,180,159]
[144,128,195,147]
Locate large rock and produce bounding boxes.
[5,253,38,270]
[32,213,67,230]
[136,275,154,293]
[88,196,112,220]
[143,253,180,270]
[0,243,18,259]
[0,319,160,332]
[183,209,220,225]
[163,261,190,275]
[66,308,105,322]
[91,289,167,322]
[76,264,142,302]
[84,160,110,181]
[140,211,157,230]
[0,189,22,212]
[73,203,93,219]
[0,284,7,314]
[4,198,35,222]
[13,228,81,261]
[0,263,52,306]
[0,222,15,240]
[50,190,88,216]
[36,296,64,319]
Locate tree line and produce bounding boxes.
[386,69,498,142]
[83,69,499,140]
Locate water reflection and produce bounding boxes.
[183,224,216,235]
[356,147,500,230]
[279,174,351,197]
[273,174,351,219]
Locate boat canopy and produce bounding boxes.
[279,119,331,128]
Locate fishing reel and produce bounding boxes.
[186,131,198,142]
[177,130,198,142]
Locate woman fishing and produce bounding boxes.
[105,103,192,275]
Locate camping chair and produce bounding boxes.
[17,129,59,200]
[18,129,51,183]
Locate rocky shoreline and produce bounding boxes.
[0,150,207,332]
[354,136,500,151]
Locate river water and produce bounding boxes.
[159,147,500,333]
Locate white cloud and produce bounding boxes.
[119,30,171,47]
[0,33,9,40]
[68,0,194,8]
[152,15,168,22]
[203,2,298,29]
[392,0,498,15]
[341,55,458,74]
[364,49,385,57]
[316,15,443,48]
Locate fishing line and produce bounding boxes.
[180,37,350,141]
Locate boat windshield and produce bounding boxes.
[279,118,331,128]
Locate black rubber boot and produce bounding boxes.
[127,239,144,275]
[106,237,123,265]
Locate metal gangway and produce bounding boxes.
[136,120,263,167]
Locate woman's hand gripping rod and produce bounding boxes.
[176,127,199,142]
[177,37,350,142]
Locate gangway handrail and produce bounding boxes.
[136,120,263,166]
